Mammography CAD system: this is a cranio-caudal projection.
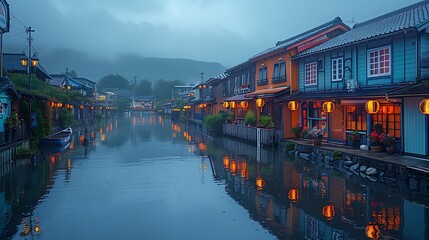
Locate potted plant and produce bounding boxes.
[300,127,310,139]
[370,123,385,152]
[291,124,303,138]
[308,127,324,146]
[244,110,256,127]
[348,130,360,147]
[384,134,396,154]
[4,112,21,131]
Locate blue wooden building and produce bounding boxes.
[282,1,429,156]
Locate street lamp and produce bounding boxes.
[20,26,38,142]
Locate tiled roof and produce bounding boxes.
[251,17,348,60]
[296,0,429,58]
[3,53,52,79]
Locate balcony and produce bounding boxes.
[272,75,286,84]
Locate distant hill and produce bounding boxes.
[37,49,226,84]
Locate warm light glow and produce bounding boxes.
[64,104,69,109]
[322,101,335,113]
[365,223,380,239]
[288,188,299,202]
[47,101,55,107]
[55,102,63,108]
[322,205,335,220]
[223,102,229,108]
[230,160,237,175]
[240,161,248,178]
[230,101,236,109]
[381,105,394,114]
[365,100,380,114]
[100,134,106,142]
[240,101,249,109]
[288,101,298,111]
[34,225,41,233]
[256,98,265,108]
[223,156,230,169]
[419,99,429,114]
[100,128,103,134]
[66,85,71,90]
[256,176,265,190]
[20,58,28,67]
[31,58,39,67]
[100,106,103,110]
[198,143,207,151]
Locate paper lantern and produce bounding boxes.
[256,98,265,108]
[55,102,63,108]
[322,205,335,220]
[288,188,299,202]
[365,100,380,114]
[381,105,394,114]
[47,101,55,107]
[223,102,229,108]
[79,105,84,109]
[256,176,265,190]
[322,101,335,113]
[419,99,429,114]
[288,101,298,111]
[230,101,236,109]
[240,101,248,109]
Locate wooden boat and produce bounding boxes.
[44,127,73,145]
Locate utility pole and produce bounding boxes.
[27,27,35,143]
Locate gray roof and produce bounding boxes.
[296,0,429,58]
[251,17,348,59]
[3,53,52,79]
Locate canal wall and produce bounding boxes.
[280,140,429,195]
[0,140,29,177]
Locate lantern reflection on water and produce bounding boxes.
[230,160,237,175]
[256,176,265,190]
[240,161,248,178]
[365,223,380,239]
[322,204,335,220]
[223,156,230,169]
[288,188,299,203]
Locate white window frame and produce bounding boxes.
[0,102,3,114]
[332,57,343,82]
[367,45,391,78]
[305,62,317,86]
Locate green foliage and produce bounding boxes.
[135,79,152,95]
[244,110,256,126]
[204,113,225,133]
[285,142,296,151]
[152,79,185,101]
[4,112,21,130]
[59,108,73,128]
[291,125,303,136]
[332,151,343,160]
[259,115,274,128]
[98,74,130,90]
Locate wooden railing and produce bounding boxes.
[222,123,280,146]
[0,122,29,149]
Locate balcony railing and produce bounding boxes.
[272,75,286,83]
[0,122,29,149]
[257,79,268,86]
[222,123,280,146]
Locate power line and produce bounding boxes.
[10,11,28,30]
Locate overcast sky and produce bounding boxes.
[4,0,422,68]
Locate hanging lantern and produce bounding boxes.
[365,223,380,239]
[223,156,230,169]
[322,101,335,113]
[288,101,298,111]
[79,105,84,109]
[256,98,265,108]
[55,102,63,108]
[288,188,299,203]
[419,99,429,114]
[381,105,394,114]
[365,100,380,114]
[198,143,207,151]
[230,101,236,109]
[256,176,265,190]
[223,102,229,108]
[240,101,249,109]
[100,106,103,110]
[64,104,70,109]
[47,101,55,107]
[322,205,335,220]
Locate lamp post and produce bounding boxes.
[20,26,38,142]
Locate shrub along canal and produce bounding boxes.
[0,113,427,239]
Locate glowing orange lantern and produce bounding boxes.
[230,160,237,175]
[288,188,299,203]
[223,156,230,169]
[64,104,69,109]
[240,101,248,109]
[100,106,103,110]
[56,102,63,108]
[381,105,394,114]
[256,176,265,190]
[322,205,335,220]
[198,143,207,151]
[240,161,248,178]
[288,101,298,111]
[419,99,429,114]
[322,101,335,113]
[365,100,380,114]
[223,102,229,108]
[47,101,55,107]
[256,98,265,108]
[230,101,236,109]
[365,223,380,239]
[79,105,84,109]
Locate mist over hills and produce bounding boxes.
[37,49,226,84]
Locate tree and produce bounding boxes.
[152,79,185,101]
[98,74,130,90]
[68,69,78,78]
[135,79,152,96]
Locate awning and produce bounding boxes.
[224,93,253,102]
[387,82,429,97]
[245,86,289,98]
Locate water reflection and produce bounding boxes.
[0,114,427,240]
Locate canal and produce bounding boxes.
[0,114,428,239]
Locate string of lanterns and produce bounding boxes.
[46,101,116,110]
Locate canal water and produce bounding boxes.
[0,114,428,240]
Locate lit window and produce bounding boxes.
[305,62,317,86]
[367,46,391,77]
[332,58,343,82]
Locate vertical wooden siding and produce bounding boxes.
[403,97,427,156]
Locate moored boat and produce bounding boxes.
[44,127,73,145]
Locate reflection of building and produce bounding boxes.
[131,96,157,111]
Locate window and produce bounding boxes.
[367,46,391,77]
[234,76,241,87]
[0,102,3,114]
[241,73,249,86]
[258,67,268,86]
[346,106,367,131]
[305,62,317,86]
[371,105,400,138]
[273,61,286,83]
[332,58,343,82]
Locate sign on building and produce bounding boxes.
[0,0,9,33]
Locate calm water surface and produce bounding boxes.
[0,114,428,240]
